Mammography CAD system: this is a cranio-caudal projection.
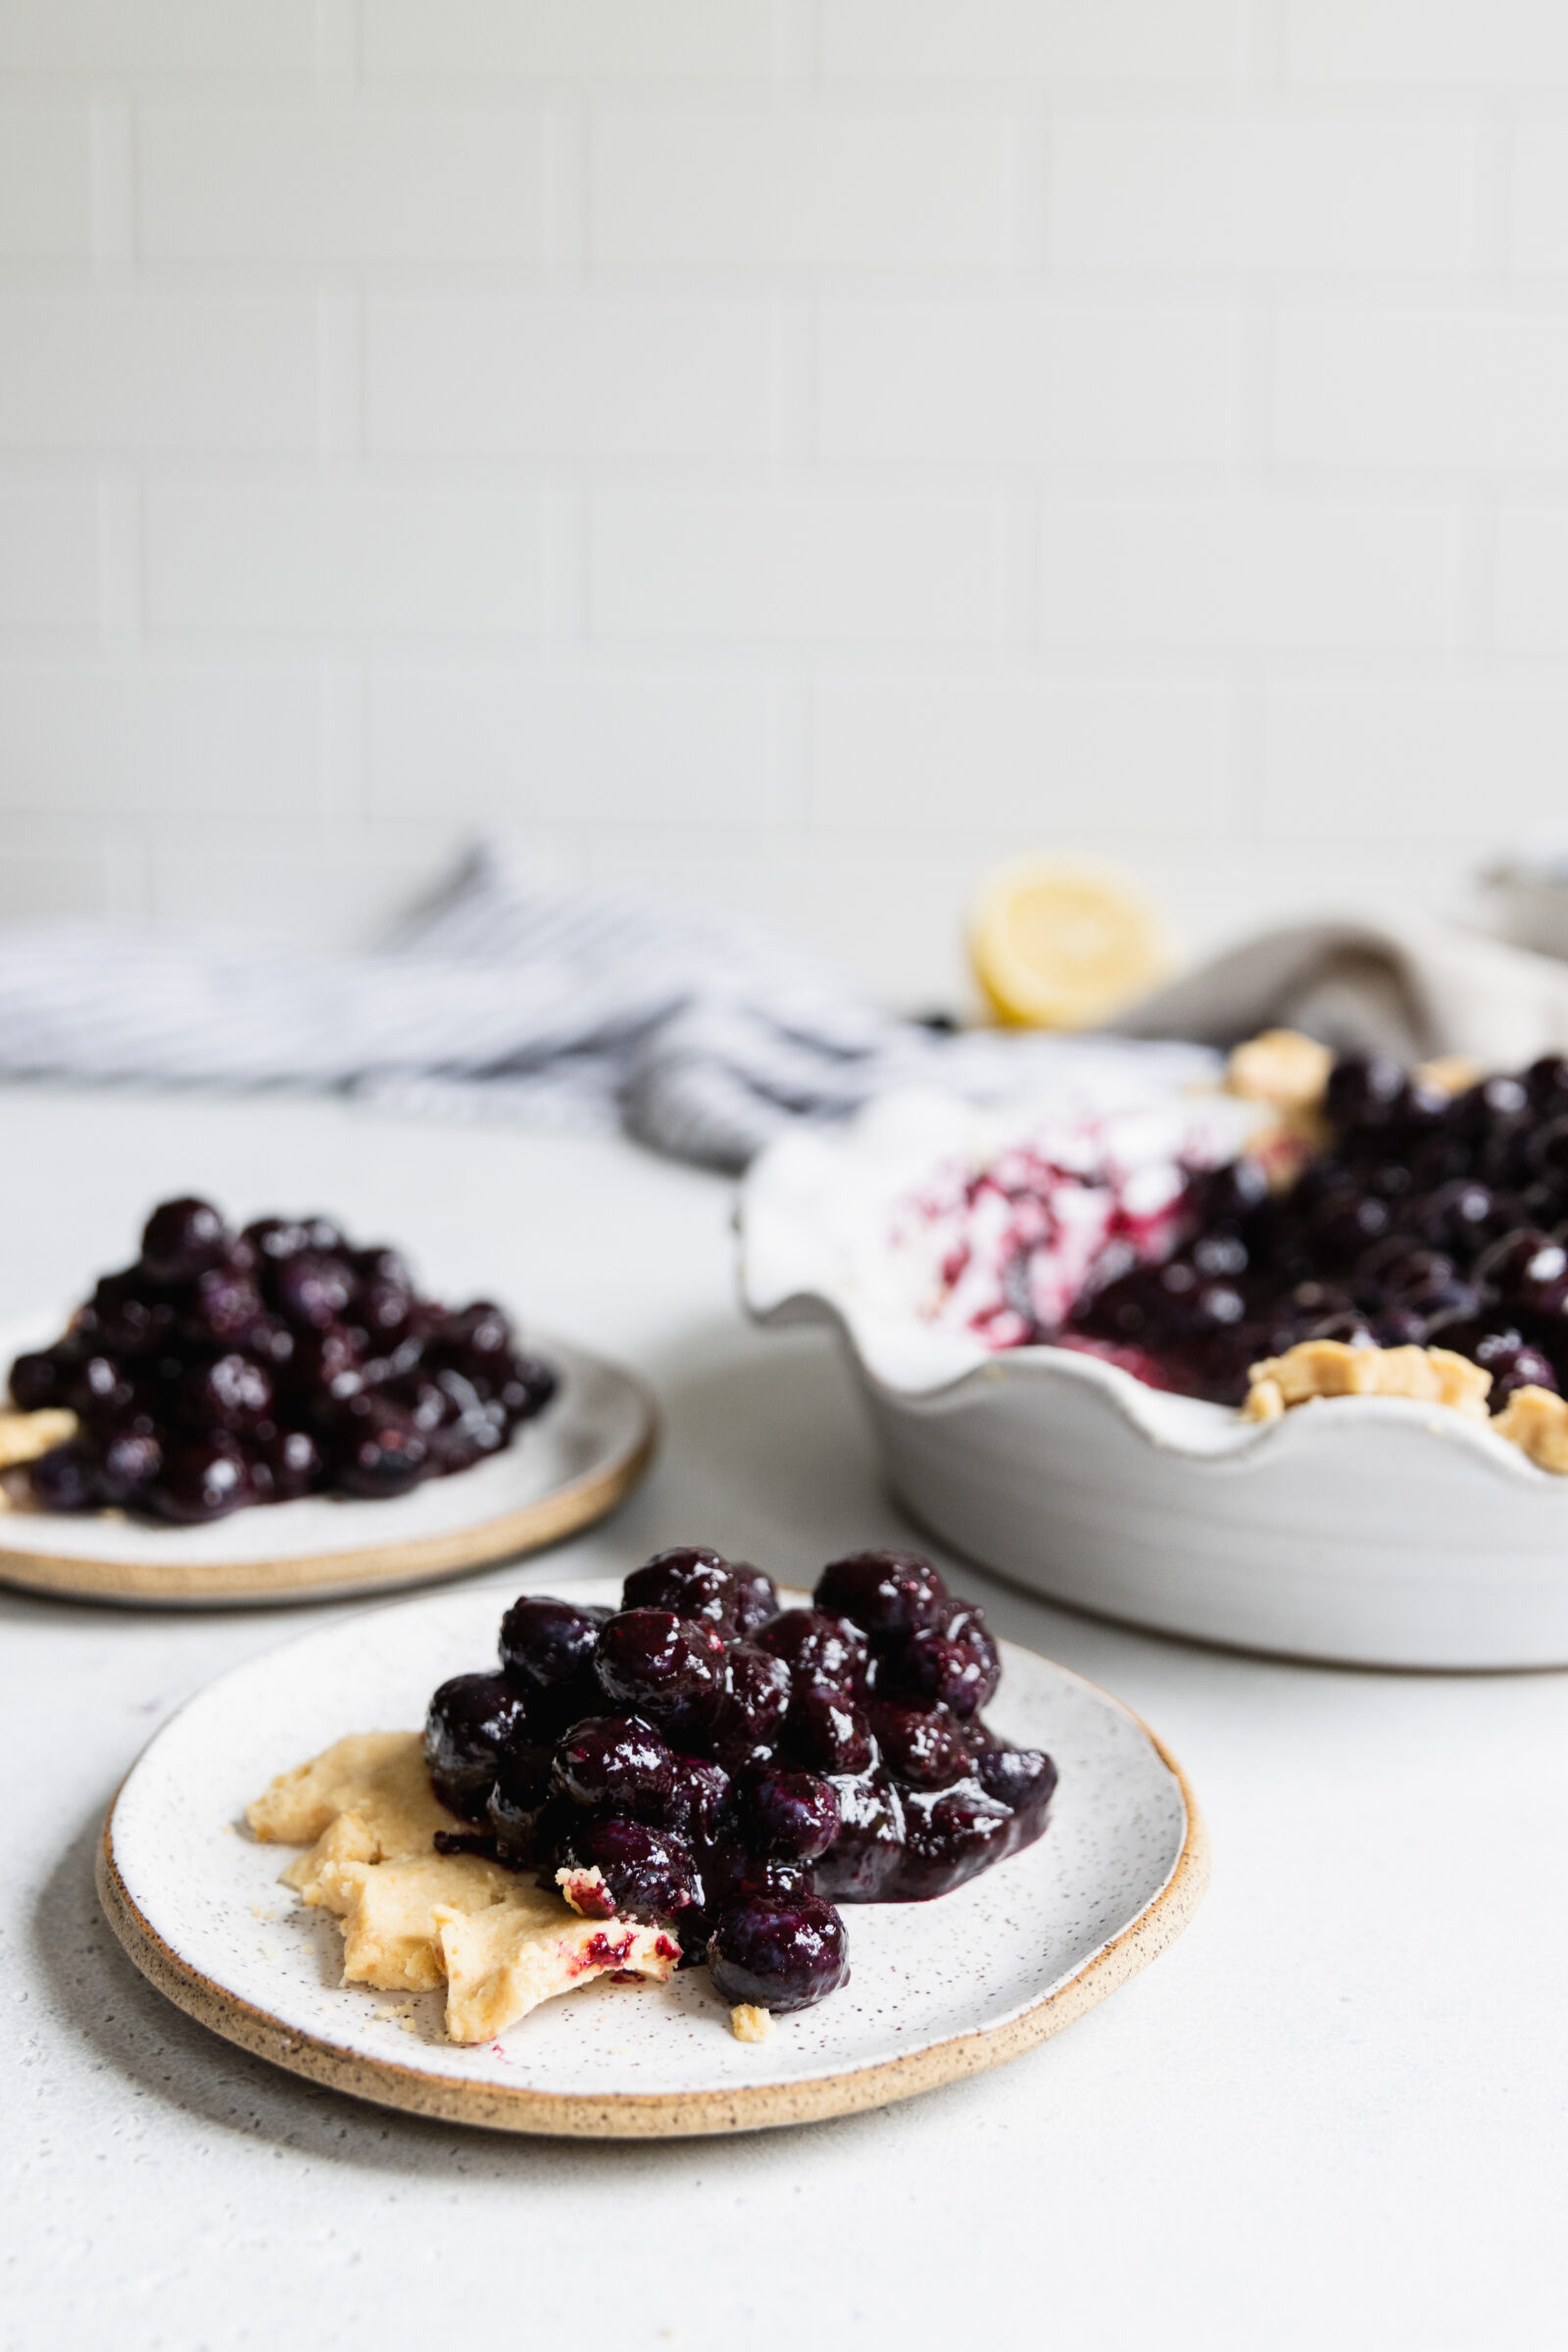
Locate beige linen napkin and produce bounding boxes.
[1111,908,1568,1068]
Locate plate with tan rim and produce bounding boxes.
[96,1577,1207,2138]
[0,1323,655,1607]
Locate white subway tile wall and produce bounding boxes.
[0,0,1563,1005]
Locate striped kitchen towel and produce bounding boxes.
[0,840,1216,1169]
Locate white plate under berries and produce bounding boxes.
[96,1577,1204,2139]
[0,1316,655,1607]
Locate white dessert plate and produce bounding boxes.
[739,1092,1568,1671]
[96,1579,1205,2139]
[0,1319,655,1607]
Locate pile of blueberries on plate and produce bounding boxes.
[1066,1052,1568,1408]
[424,1545,1059,2015]
[8,1195,556,1523]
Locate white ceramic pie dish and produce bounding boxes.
[739,1091,1568,1671]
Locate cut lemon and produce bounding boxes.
[970,856,1172,1030]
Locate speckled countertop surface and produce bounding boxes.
[6,1086,1567,2352]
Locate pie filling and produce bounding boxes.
[6,1194,554,1523]
[901,1037,1568,1470]
[250,1544,1059,2038]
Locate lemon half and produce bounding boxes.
[970,856,1172,1030]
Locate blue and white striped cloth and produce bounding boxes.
[0,841,1216,1169]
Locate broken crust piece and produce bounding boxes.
[0,1406,77,1471]
[247,1732,680,2042]
[1242,1340,1493,1422]
[730,2003,774,2044]
[1492,1385,1568,1474]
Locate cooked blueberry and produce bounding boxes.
[140,1197,230,1281]
[424,1671,534,1822]
[621,1544,737,1624]
[707,1642,793,1767]
[596,1608,725,1737]
[97,1424,164,1503]
[708,1894,850,2014]
[866,1701,969,1789]
[810,1773,906,1902]
[813,1549,949,1646]
[660,1754,733,1849]
[27,1440,101,1512]
[149,1438,249,1525]
[551,1714,674,1816]
[9,1348,65,1413]
[895,1787,1016,1899]
[486,1748,559,1863]
[784,1687,873,1776]
[337,1407,429,1497]
[753,1608,869,1698]
[270,1252,354,1331]
[499,1594,606,1690]
[1325,1054,1408,1134]
[561,1818,703,1927]
[727,1563,781,1637]
[178,1351,272,1434]
[974,1746,1058,1817]
[742,1768,841,1863]
[889,1601,1002,1719]
[252,1424,323,1500]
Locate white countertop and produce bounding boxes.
[6,1085,1565,2352]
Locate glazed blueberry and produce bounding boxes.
[974,1746,1058,1818]
[424,1671,534,1822]
[83,1276,177,1359]
[561,1818,703,1928]
[728,1563,782,1639]
[184,1267,265,1348]
[742,1768,842,1863]
[9,1348,65,1413]
[252,1425,323,1500]
[1427,1321,1559,1406]
[499,1595,606,1691]
[178,1351,272,1434]
[753,1609,869,1698]
[551,1714,674,1816]
[27,1440,101,1512]
[140,1197,229,1282]
[150,1438,249,1525]
[1325,1054,1408,1133]
[97,1424,164,1504]
[810,1773,906,1902]
[660,1754,733,1849]
[68,1352,136,1424]
[896,1788,1016,1900]
[486,1748,559,1863]
[891,1602,1002,1719]
[621,1544,737,1625]
[813,1549,949,1647]
[707,1893,850,2015]
[270,1252,354,1332]
[336,1407,430,1498]
[865,1702,969,1790]
[596,1608,725,1736]
[707,1642,793,1768]
[783,1687,873,1776]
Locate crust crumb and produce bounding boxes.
[1415,1054,1482,1099]
[1225,1028,1334,1115]
[1492,1384,1568,1473]
[730,2003,774,2043]
[1244,1339,1493,1421]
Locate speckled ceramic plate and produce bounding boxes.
[96,1579,1207,2138]
[0,1321,655,1607]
